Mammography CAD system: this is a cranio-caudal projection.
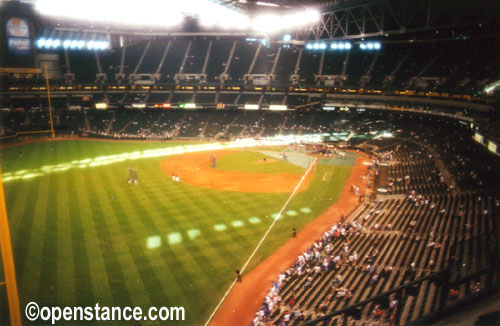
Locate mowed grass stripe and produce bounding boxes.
[93,167,157,308]
[100,167,177,308]
[116,162,233,314]
[73,171,113,306]
[11,178,40,278]
[185,192,257,259]
[133,176,223,305]
[130,172,224,292]
[18,177,50,305]
[152,185,236,277]
[55,172,77,306]
[67,170,95,306]
[37,175,60,306]
[4,182,28,237]
[86,175,133,307]
[193,187,289,274]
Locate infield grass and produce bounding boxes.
[0,140,351,325]
[217,151,305,175]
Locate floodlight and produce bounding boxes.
[281,12,298,28]
[283,34,292,41]
[303,9,320,24]
[45,39,53,48]
[220,13,250,30]
[70,40,78,49]
[199,15,217,28]
[77,40,85,49]
[344,42,352,50]
[338,43,345,50]
[319,43,327,50]
[306,43,313,50]
[36,38,45,48]
[256,1,279,7]
[313,43,320,50]
[367,43,374,50]
[63,40,71,49]
[87,41,95,50]
[374,42,381,49]
[252,14,281,32]
[331,43,338,50]
[360,43,367,50]
[53,39,61,48]
[235,15,251,29]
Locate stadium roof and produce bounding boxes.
[213,0,367,13]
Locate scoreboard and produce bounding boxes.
[0,1,38,69]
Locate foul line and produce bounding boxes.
[204,158,317,326]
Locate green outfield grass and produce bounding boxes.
[217,151,305,174]
[0,140,352,325]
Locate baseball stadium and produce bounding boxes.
[0,0,499,325]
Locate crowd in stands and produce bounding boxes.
[250,116,500,326]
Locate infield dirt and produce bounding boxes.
[160,150,314,193]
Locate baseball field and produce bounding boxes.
[0,139,354,325]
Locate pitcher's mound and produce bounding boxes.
[161,150,313,193]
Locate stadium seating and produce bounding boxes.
[250,115,500,326]
[137,40,166,74]
[227,41,257,83]
[205,40,233,83]
[159,39,190,83]
[274,48,300,84]
[182,39,210,74]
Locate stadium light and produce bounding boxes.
[251,8,320,34]
[36,38,45,48]
[35,0,317,33]
[35,0,260,30]
[35,37,110,51]
[256,1,279,7]
[252,14,278,32]
[197,0,249,30]
[359,41,382,50]
[35,0,185,28]
[199,15,217,28]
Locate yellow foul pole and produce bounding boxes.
[44,65,55,139]
[0,168,22,325]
